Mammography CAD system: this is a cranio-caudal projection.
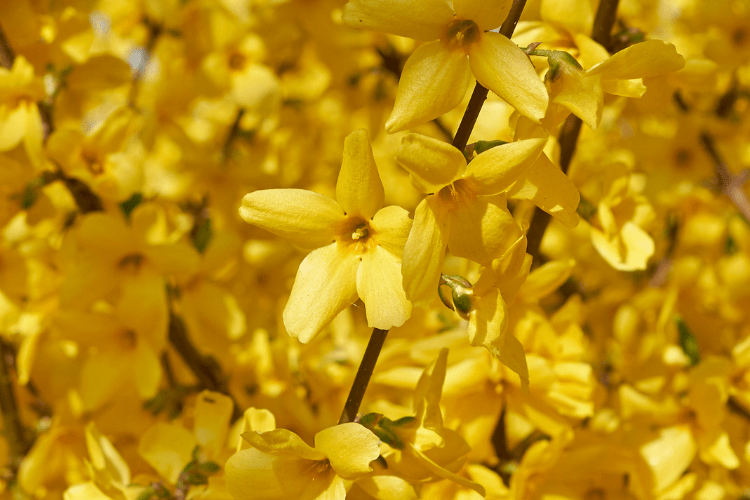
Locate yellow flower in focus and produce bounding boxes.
[397,133,545,305]
[342,0,548,132]
[225,422,380,500]
[239,129,412,342]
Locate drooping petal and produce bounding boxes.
[453,0,511,31]
[601,78,646,98]
[225,448,312,500]
[240,429,325,460]
[463,137,546,196]
[283,243,359,343]
[357,246,412,329]
[447,195,521,265]
[507,151,580,227]
[468,289,507,352]
[469,33,548,123]
[550,70,603,130]
[498,333,529,390]
[133,342,162,399]
[370,205,413,258]
[315,423,381,480]
[240,189,345,249]
[341,0,454,41]
[194,391,234,459]
[586,40,685,80]
[138,423,197,483]
[79,351,128,411]
[336,129,384,219]
[519,258,576,301]
[386,42,473,133]
[590,222,655,271]
[397,133,467,193]
[402,197,450,307]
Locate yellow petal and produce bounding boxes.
[315,423,381,479]
[498,333,529,390]
[80,351,128,411]
[551,71,603,130]
[601,78,646,98]
[63,483,112,500]
[397,133,467,193]
[448,195,521,265]
[194,391,234,459]
[402,197,450,307]
[66,54,132,91]
[463,137,546,196]
[224,448,310,500]
[240,429,325,461]
[590,222,655,271]
[370,205,413,258]
[453,0,511,31]
[341,0,454,41]
[283,243,359,343]
[231,63,280,111]
[469,33,548,123]
[85,422,131,486]
[358,246,412,329]
[468,289,507,351]
[336,129,384,219]
[541,0,594,35]
[133,343,162,399]
[240,189,345,249]
[408,444,486,496]
[139,423,197,483]
[507,152,580,227]
[587,40,685,80]
[519,258,575,300]
[0,103,28,151]
[414,348,449,430]
[386,41,473,133]
[640,426,696,492]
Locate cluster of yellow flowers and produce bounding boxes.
[1,0,750,499]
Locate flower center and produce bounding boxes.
[444,19,481,51]
[437,178,476,212]
[338,216,375,255]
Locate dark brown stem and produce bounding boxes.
[452,0,529,151]
[526,0,620,263]
[338,328,389,424]
[0,25,15,69]
[167,313,243,421]
[700,131,750,223]
[591,0,621,47]
[526,114,582,260]
[0,339,31,477]
[222,109,245,161]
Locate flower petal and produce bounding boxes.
[341,0,454,41]
[315,423,381,480]
[336,129,384,219]
[397,133,467,193]
[240,429,325,460]
[357,246,412,329]
[386,41,473,133]
[586,40,685,80]
[283,243,359,343]
[498,333,529,390]
[453,0,511,31]
[240,189,345,249]
[469,33,548,123]
[507,152,580,227]
[468,289,507,352]
[402,197,450,307]
[464,137,546,196]
[447,195,521,265]
[371,205,413,258]
[225,448,311,500]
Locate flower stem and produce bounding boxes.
[452,0,529,151]
[0,339,31,477]
[699,131,750,223]
[526,0,620,263]
[338,328,389,424]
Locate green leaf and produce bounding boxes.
[120,193,143,219]
[675,316,700,366]
[193,218,212,253]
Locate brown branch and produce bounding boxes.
[167,313,242,421]
[0,24,15,70]
[452,0,529,152]
[525,0,620,263]
[0,339,32,477]
[699,132,750,223]
[338,328,389,424]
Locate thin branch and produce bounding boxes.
[699,131,750,223]
[525,0,620,263]
[338,328,389,424]
[452,0,529,151]
[0,24,15,69]
[167,313,243,421]
[222,109,245,161]
[0,339,31,477]
[526,114,582,260]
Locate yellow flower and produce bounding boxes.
[239,129,412,342]
[342,0,548,132]
[397,133,545,305]
[225,423,381,500]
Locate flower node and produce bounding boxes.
[444,19,481,51]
